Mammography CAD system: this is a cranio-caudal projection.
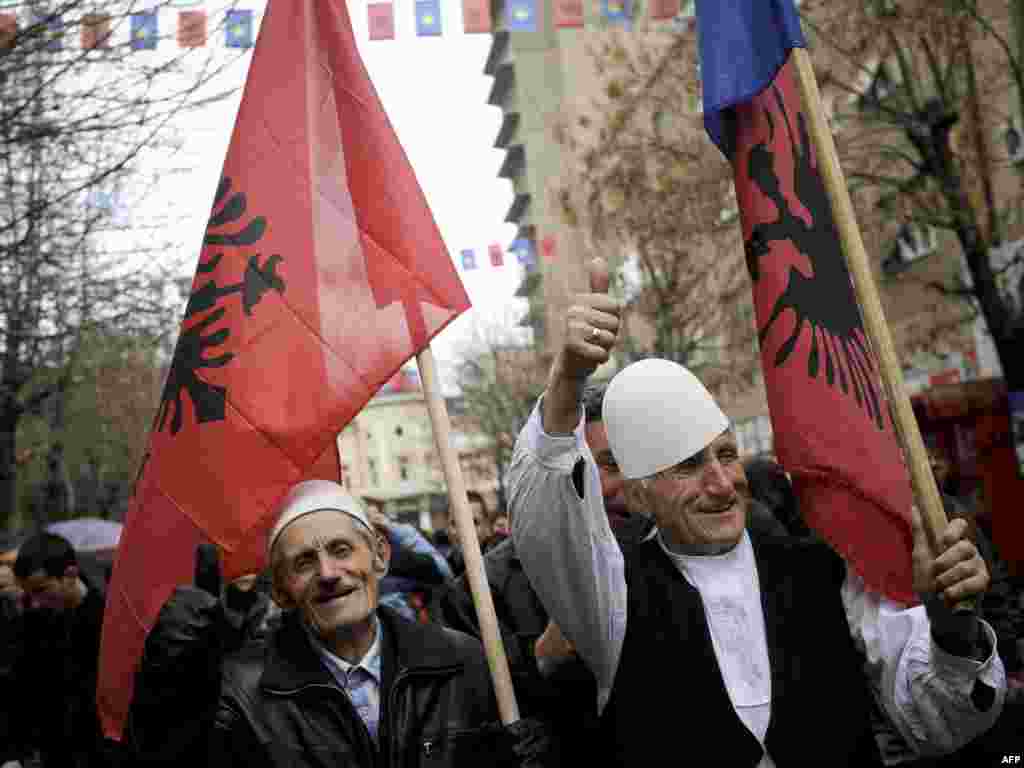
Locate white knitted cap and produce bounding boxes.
[602,359,730,479]
[266,480,371,562]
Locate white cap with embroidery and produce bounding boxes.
[602,358,730,480]
[266,480,371,562]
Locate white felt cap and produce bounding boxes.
[602,359,730,480]
[266,480,371,562]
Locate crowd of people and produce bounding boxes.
[1,261,1022,767]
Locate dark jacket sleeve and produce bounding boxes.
[129,587,226,765]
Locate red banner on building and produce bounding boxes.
[554,0,584,28]
[462,0,492,33]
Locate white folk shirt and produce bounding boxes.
[508,399,1006,765]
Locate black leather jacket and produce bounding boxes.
[211,606,507,768]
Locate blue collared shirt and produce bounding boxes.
[309,620,383,741]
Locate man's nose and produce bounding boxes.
[702,459,733,495]
[315,551,346,580]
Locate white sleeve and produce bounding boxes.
[508,398,626,714]
[842,569,1006,762]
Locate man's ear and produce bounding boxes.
[373,532,391,576]
[271,577,297,611]
[623,479,648,517]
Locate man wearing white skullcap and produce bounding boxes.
[139,479,550,768]
[508,259,1004,767]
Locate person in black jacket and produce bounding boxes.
[8,533,123,768]
[132,480,546,768]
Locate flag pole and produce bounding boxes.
[789,49,970,608]
[415,345,521,724]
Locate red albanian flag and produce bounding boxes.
[729,59,916,604]
[98,0,470,739]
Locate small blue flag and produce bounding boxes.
[130,11,158,51]
[225,9,254,49]
[695,0,805,154]
[416,0,442,36]
[508,0,537,31]
[33,13,64,51]
[460,249,477,270]
[601,0,631,27]
[510,238,536,267]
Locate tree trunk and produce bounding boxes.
[0,403,17,530]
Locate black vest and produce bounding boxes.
[601,533,882,767]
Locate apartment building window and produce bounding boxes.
[368,458,379,487]
[397,455,410,482]
[1006,118,1024,165]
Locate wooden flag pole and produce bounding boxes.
[790,49,969,608]
[416,345,522,724]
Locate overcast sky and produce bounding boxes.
[131,0,530,385]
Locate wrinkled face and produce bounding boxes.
[448,500,492,550]
[641,431,749,555]
[584,420,628,521]
[272,511,387,641]
[19,567,75,615]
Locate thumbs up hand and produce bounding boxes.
[559,258,622,382]
[542,258,623,434]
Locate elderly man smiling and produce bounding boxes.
[509,260,1006,768]
[135,480,545,768]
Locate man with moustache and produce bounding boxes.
[135,480,546,767]
[435,383,654,764]
[509,259,1006,767]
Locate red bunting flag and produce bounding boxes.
[368,2,395,40]
[554,0,584,27]
[462,0,492,33]
[98,0,471,739]
[0,12,16,51]
[81,13,112,50]
[489,242,504,267]
[540,234,557,259]
[648,0,680,21]
[177,10,207,48]
[727,58,915,602]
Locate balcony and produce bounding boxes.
[494,112,520,149]
[484,29,510,76]
[498,144,525,179]
[504,192,530,224]
[487,61,515,107]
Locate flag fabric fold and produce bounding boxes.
[696,0,916,604]
[696,0,805,154]
[98,0,470,740]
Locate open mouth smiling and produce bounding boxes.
[315,585,358,605]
